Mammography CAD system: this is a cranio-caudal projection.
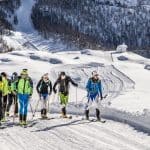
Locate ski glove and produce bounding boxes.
[75,83,78,87]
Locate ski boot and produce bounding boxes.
[61,107,67,118]
[6,112,9,117]
[96,109,101,121]
[96,109,106,123]
[41,109,47,119]
[19,114,23,126]
[22,115,27,126]
[85,109,89,120]
[1,117,6,122]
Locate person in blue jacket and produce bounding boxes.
[86,71,103,121]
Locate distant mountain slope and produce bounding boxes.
[0,0,20,30]
[31,0,150,53]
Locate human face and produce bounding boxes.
[93,74,99,80]
[21,74,28,79]
[61,75,66,80]
[43,75,49,82]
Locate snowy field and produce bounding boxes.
[0,41,150,149]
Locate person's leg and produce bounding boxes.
[6,94,13,116]
[85,108,89,120]
[43,95,48,117]
[40,95,44,117]
[85,97,91,120]
[18,94,24,123]
[94,95,101,121]
[59,93,68,117]
[14,95,19,115]
[23,94,29,124]
[0,92,3,123]
[2,95,8,120]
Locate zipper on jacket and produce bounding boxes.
[23,79,27,94]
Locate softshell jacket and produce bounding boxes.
[86,78,102,99]
[2,78,11,96]
[36,79,52,94]
[17,77,33,95]
[53,76,77,95]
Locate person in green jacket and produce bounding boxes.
[16,69,33,125]
[1,72,11,121]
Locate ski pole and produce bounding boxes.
[30,103,34,119]
[75,87,79,117]
[48,93,56,113]
[13,95,17,123]
[47,95,50,114]
[75,87,78,107]
[33,99,40,118]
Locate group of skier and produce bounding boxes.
[0,69,33,126]
[0,69,104,126]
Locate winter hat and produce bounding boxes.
[1,72,7,77]
[60,72,66,76]
[21,69,28,75]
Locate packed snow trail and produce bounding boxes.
[0,114,150,150]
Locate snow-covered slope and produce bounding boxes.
[14,0,35,33]
[0,37,150,149]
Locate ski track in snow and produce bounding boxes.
[0,115,150,150]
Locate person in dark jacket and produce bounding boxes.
[36,73,52,118]
[6,72,19,117]
[85,71,103,121]
[53,72,78,118]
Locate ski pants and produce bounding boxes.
[40,94,48,110]
[85,93,101,110]
[0,92,3,120]
[59,93,69,108]
[6,93,18,114]
[2,95,8,117]
[18,94,29,115]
